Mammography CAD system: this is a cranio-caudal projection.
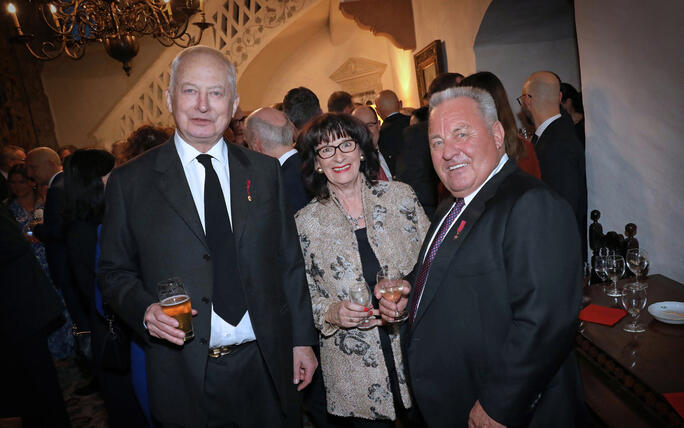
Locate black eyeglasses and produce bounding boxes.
[316,139,357,159]
[516,94,532,105]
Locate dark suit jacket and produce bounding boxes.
[406,160,586,427]
[34,172,70,288]
[280,151,310,217]
[98,140,317,426]
[535,114,587,261]
[378,112,410,175]
[395,121,439,219]
[0,205,64,343]
[0,172,8,203]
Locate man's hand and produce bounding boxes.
[468,400,505,428]
[144,303,197,346]
[374,279,411,323]
[292,346,318,391]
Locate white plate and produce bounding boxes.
[647,301,684,325]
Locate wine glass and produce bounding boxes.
[593,255,609,285]
[348,282,372,327]
[605,255,625,297]
[626,248,649,288]
[621,283,647,333]
[376,267,407,322]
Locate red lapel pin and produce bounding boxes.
[453,220,466,240]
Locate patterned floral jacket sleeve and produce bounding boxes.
[294,178,430,420]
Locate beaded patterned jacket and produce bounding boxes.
[295,178,429,420]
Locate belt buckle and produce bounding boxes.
[208,345,234,358]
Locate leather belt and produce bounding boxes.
[208,342,250,358]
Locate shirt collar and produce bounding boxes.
[48,171,61,188]
[535,114,561,138]
[278,148,298,166]
[174,132,228,166]
[463,153,509,205]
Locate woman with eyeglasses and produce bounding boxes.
[295,113,429,427]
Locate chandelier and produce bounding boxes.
[6,0,213,75]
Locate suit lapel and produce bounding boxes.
[411,160,518,328]
[228,145,251,244]
[154,141,208,251]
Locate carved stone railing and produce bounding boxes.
[92,0,317,145]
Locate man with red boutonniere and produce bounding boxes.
[376,86,588,427]
[98,46,317,427]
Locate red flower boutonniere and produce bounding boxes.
[246,179,252,202]
[453,220,466,240]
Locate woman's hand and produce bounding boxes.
[326,300,380,329]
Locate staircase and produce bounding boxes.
[92,0,318,146]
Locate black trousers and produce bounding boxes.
[0,332,70,428]
[203,341,301,428]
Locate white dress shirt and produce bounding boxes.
[278,148,298,166]
[378,152,393,181]
[174,133,256,347]
[535,114,561,139]
[414,154,509,310]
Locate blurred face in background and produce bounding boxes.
[8,172,34,198]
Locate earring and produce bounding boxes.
[316,166,324,174]
[360,154,365,161]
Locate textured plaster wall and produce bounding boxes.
[41,38,166,148]
[236,0,408,111]
[575,1,684,281]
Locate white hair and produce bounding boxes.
[245,115,294,149]
[168,46,236,98]
[429,86,499,128]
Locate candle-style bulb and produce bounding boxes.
[8,3,17,13]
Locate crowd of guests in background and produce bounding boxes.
[1,44,587,428]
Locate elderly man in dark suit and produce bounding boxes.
[377,87,586,427]
[520,71,587,261]
[98,46,318,427]
[244,107,310,217]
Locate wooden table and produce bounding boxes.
[577,274,684,427]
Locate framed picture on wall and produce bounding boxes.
[414,40,446,102]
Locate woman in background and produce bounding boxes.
[63,149,148,427]
[460,71,542,179]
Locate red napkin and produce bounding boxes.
[664,392,684,419]
[578,304,627,326]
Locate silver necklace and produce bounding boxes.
[346,213,364,230]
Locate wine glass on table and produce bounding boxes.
[621,283,647,333]
[376,267,408,322]
[349,282,372,328]
[605,255,625,297]
[593,254,609,287]
[626,248,649,288]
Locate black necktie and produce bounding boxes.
[196,154,246,325]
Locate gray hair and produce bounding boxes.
[245,115,294,149]
[429,86,499,129]
[168,46,236,99]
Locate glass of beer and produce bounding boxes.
[376,267,408,322]
[157,277,194,341]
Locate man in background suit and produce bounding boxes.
[283,87,323,140]
[394,73,463,219]
[28,147,92,340]
[0,144,26,202]
[0,205,70,427]
[520,71,587,261]
[377,87,586,427]
[245,107,310,217]
[374,90,410,175]
[98,46,317,427]
[351,105,392,182]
